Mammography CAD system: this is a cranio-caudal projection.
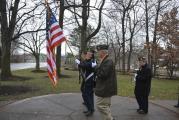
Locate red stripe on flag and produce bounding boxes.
[51,37,66,50]
[51,31,63,42]
[50,25,60,33]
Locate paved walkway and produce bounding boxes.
[11,62,46,71]
[0,93,179,120]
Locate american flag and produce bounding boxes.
[46,9,66,86]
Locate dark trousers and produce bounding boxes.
[135,93,148,113]
[81,80,85,104]
[83,85,94,112]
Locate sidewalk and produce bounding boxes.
[0,93,178,120]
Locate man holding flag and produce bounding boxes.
[75,49,97,116]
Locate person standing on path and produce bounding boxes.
[134,56,152,114]
[94,44,117,120]
[75,50,97,116]
[79,52,87,106]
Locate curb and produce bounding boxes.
[0,100,16,109]
[150,100,179,115]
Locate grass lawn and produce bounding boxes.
[118,75,179,100]
[0,68,179,101]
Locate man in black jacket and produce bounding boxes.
[95,44,117,120]
[134,56,152,114]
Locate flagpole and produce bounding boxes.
[44,0,52,15]
[44,0,48,6]
[44,0,49,9]
[66,40,81,84]
[65,40,76,59]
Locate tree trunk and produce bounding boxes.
[0,46,1,84]
[1,36,12,80]
[145,0,151,65]
[56,46,61,77]
[0,0,20,80]
[56,0,65,77]
[0,0,12,80]
[80,0,88,52]
[152,1,161,77]
[35,54,40,70]
[80,26,87,52]
[118,48,121,71]
[122,12,126,74]
[127,38,133,72]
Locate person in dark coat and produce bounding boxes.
[134,56,152,114]
[75,50,97,116]
[79,52,87,106]
[95,44,117,120]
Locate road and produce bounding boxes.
[10,62,46,71]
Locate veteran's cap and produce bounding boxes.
[138,56,146,61]
[96,44,109,51]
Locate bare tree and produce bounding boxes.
[100,22,121,66]
[52,0,106,76]
[110,0,138,74]
[144,0,151,65]
[65,0,106,52]
[0,0,20,79]
[69,25,95,50]
[126,7,142,71]
[0,0,45,80]
[18,23,46,70]
[112,26,122,67]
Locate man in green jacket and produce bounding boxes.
[95,44,117,120]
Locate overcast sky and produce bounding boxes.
[16,0,179,56]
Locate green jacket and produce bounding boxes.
[94,55,117,97]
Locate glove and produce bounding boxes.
[134,73,137,81]
[75,59,80,64]
[92,61,97,68]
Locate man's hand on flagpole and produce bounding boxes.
[92,61,97,68]
[75,59,80,65]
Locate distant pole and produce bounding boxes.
[24,39,25,62]
[65,41,67,57]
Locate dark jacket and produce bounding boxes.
[94,55,117,97]
[78,59,95,86]
[135,63,152,96]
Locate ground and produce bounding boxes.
[0,93,178,120]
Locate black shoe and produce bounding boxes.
[85,111,93,116]
[83,110,88,113]
[138,110,147,114]
[137,108,141,112]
